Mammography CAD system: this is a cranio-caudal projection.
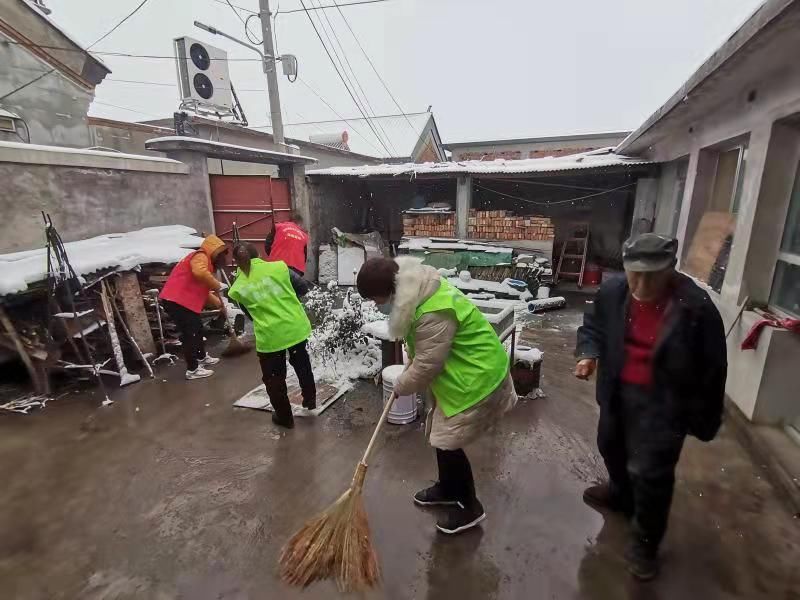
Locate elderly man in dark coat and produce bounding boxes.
[575,233,727,580]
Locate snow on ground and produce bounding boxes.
[0,226,202,296]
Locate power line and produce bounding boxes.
[221,0,263,44]
[0,68,53,102]
[282,77,384,155]
[297,0,393,156]
[0,0,152,102]
[91,99,163,119]
[481,177,613,193]
[88,0,152,49]
[282,0,393,14]
[307,0,394,154]
[474,181,637,207]
[106,77,268,93]
[312,0,398,155]
[0,39,263,60]
[280,111,426,125]
[210,0,258,14]
[332,0,417,135]
[211,0,392,14]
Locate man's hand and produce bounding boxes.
[574,358,597,380]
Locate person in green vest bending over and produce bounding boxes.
[228,244,316,430]
[357,256,517,534]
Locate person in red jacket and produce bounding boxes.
[160,235,229,380]
[265,212,308,276]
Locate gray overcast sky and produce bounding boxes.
[48,0,764,144]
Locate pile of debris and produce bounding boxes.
[0,224,227,410]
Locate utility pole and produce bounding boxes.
[258,0,285,147]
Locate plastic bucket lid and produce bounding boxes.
[382,364,405,385]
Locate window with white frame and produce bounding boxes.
[769,162,800,317]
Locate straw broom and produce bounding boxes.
[279,392,397,592]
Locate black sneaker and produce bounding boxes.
[413,484,459,507]
[302,398,317,411]
[436,501,486,535]
[272,412,295,429]
[625,540,659,581]
[583,483,633,515]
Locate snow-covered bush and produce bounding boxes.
[303,285,385,384]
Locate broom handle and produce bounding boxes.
[359,391,397,466]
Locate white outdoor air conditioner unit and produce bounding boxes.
[174,36,232,111]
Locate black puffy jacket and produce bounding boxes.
[575,272,728,442]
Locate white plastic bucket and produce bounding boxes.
[381,365,418,425]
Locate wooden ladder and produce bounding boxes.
[556,224,590,288]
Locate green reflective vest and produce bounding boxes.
[228,258,311,354]
[405,279,509,417]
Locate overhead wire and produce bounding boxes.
[481,177,614,193]
[0,39,262,60]
[0,0,152,102]
[474,181,637,207]
[88,0,151,49]
[210,0,393,15]
[92,99,163,119]
[297,0,394,156]
[281,0,392,14]
[288,77,385,155]
[331,0,417,135]
[221,0,264,44]
[312,0,397,155]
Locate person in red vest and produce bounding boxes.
[160,234,229,380]
[265,212,308,276]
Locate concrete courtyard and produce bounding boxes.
[1,303,798,599]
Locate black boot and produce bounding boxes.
[583,482,634,515]
[414,483,459,507]
[436,500,486,535]
[301,391,317,411]
[625,539,659,581]
[272,411,295,429]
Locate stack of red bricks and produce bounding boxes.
[468,210,554,241]
[402,213,455,237]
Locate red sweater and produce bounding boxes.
[621,297,668,386]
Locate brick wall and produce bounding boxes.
[468,210,554,241]
[402,213,455,237]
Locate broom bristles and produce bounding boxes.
[279,463,380,592]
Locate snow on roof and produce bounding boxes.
[283,112,432,159]
[308,148,653,178]
[0,225,202,296]
[145,136,317,163]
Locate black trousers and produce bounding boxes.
[598,383,686,550]
[258,341,316,421]
[436,448,478,507]
[162,300,205,371]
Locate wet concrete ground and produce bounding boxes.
[1,302,799,599]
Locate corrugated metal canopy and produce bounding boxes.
[307,148,654,178]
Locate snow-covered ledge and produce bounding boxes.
[0,140,189,174]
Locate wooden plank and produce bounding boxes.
[684,212,736,283]
[116,273,156,355]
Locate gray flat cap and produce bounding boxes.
[622,234,678,272]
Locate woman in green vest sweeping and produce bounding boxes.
[357,256,517,534]
[229,244,316,429]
